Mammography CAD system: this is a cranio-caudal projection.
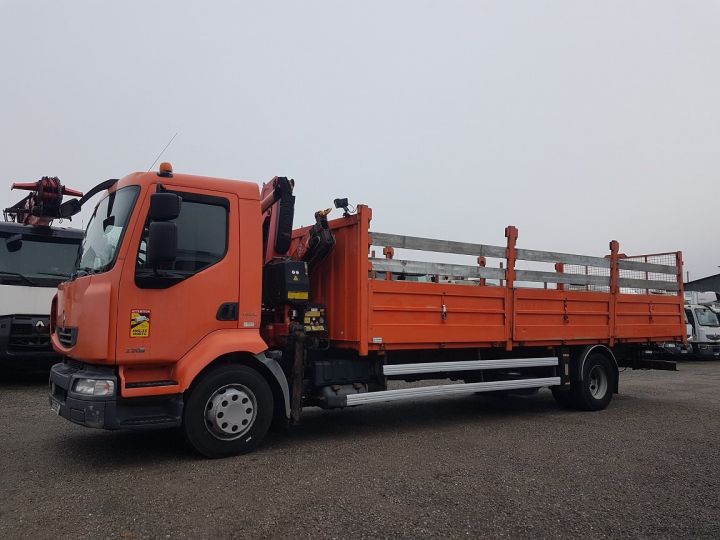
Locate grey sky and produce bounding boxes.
[1,1,718,280]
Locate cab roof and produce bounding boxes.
[115,170,261,200]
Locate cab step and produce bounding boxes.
[345,376,561,406]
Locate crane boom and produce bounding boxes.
[3,177,83,226]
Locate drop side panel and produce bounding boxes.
[614,293,685,341]
[513,288,611,342]
[368,280,507,349]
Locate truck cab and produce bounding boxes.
[684,304,720,359]
[49,168,270,447]
[0,221,82,368]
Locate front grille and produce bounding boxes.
[56,326,78,348]
[8,316,51,352]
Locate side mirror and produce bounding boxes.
[147,222,177,266]
[150,193,182,221]
[5,234,22,252]
[59,199,81,219]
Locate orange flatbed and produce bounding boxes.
[294,205,685,356]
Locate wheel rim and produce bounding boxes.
[204,384,257,440]
[588,365,608,399]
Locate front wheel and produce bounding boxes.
[183,364,274,458]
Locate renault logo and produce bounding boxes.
[36,320,45,328]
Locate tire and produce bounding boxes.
[183,364,274,458]
[570,353,615,411]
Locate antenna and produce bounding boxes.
[147,131,180,172]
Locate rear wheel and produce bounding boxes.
[183,364,273,458]
[570,353,615,411]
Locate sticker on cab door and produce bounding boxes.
[130,310,151,337]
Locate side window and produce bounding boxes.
[685,309,695,326]
[137,193,228,275]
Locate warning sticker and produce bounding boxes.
[130,310,151,338]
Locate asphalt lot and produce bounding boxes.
[0,362,719,539]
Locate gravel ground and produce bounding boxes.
[0,361,719,539]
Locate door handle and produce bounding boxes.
[216,302,239,321]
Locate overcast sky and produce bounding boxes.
[1,1,718,281]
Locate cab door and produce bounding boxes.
[116,185,239,365]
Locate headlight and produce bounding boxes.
[73,378,115,397]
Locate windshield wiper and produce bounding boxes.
[35,271,73,278]
[0,271,38,286]
[70,267,96,280]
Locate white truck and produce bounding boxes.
[684,291,720,359]
[1,178,83,369]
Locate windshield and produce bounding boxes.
[695,307,720,328]
[77,185,140,274]
[0,232,80,287]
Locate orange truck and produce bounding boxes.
[48,164,686,457]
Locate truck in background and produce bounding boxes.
[48,164,686,457]
[684,291,720,359]
[1,178,83,369]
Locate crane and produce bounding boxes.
[3,177,83,226]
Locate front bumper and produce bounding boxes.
[693,343,720,359]
[0,314,60,368]
[49,360,182,430]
